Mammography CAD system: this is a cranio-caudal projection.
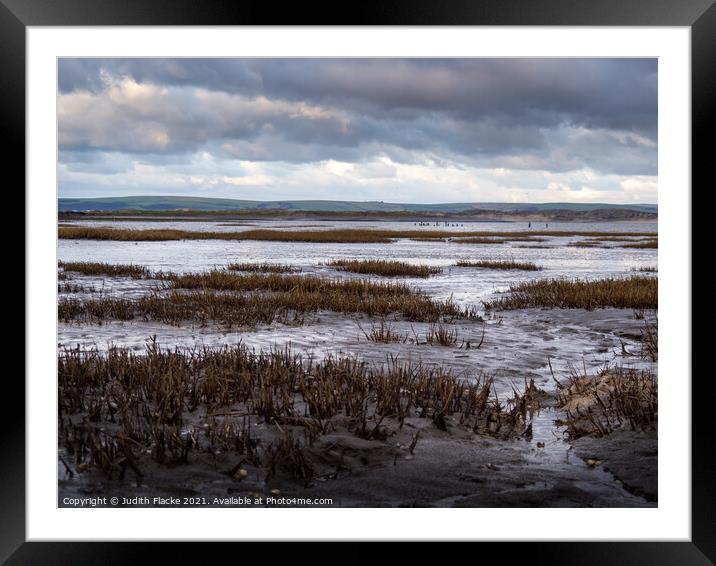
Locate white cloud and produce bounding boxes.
[58,60,658,203]
[59,150,657,204]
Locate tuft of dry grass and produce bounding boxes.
[455,259,541,271]
[555,365,657,439]
[639,315,658,362]
[572,236,658,249]
[453,237,507,245]
[263,432,314,484]
[58,261,150,279]
[621,239,658,249]
[484,276,657,310]
[327,259,442,278]
[568,241,605,248]
[425,324,458,346]
[587,236,646,242]
[227,262,299,273]
[359,319,408,343]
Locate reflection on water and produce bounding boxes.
[58,220,657,308]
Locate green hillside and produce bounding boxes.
[58,196,658,214]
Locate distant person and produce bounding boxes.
[546,223,549,228]
[528,222,531,228]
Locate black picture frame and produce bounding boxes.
[6,0,711,562]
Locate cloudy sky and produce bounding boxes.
[58,58,657,203]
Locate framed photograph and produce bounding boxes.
[9,0,711,561]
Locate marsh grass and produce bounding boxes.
[59,261,150,279]
[639,316,658,362]
[168,270,411,296]
[58,226,394,243]
[59,226,194,241]
[359,319,408,343]
[587,236,649,242]
[502,236,548,242]
[59,282,96,294]
[484,276,657,310]
[570,237,658,249]
[568,241,605,248]
[264,433,314,484]
[59,341,540,479]
[455,260,541,271]
[59,225,657,243]
[59,270,479,325]
[414,236,545,244]
[227,262,300,273]
[554,364,657,439]
[58,290,301,328]
[425,324,458,346]
[621,239,658,249]
[328,259,442,278]
[167,271,478,321]
[453,237,507,245]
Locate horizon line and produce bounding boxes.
[57,195,658,206]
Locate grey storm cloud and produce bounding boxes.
[58,58,657,132]
[57,57,658,187]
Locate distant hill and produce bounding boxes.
[58,196,658,215]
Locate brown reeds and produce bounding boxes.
[58,341,539,479]
[58,291,298,327]
[640,315,658,362]
[59,225,657,243]
[58,261,150,279]
[359,319,408,343]
[554,364,657,439]
[227,262,299,273]
[453,238,507,245]
[587,236,648,242]
[57,226,393,243]
[59,271,479,325]
[328,259,442,278]
[621,239,658,249]
[455,260,541,271]
[425,324,458,346]
[484,276,657,310]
